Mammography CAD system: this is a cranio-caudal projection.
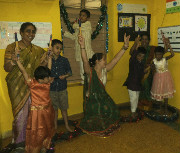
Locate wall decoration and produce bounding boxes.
[119,16,133,28]
[158,25,180,52]
[166,0,180,14]
[118,13,151,42]
[135,15,147,31]
[0,21,52,49]
[117,3,147,13]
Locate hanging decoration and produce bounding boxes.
[105,14,109,53]
[59,3,108,42]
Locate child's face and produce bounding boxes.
[155,52,164,61]
[136,53,145,63]
[38,77,50,84]
[79,12,88,23]
[52,43,63,56]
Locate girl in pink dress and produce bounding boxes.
[151,42,175,113]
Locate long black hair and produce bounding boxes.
[34,66,51,80]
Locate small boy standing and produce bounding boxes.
[123,47,146,117]
[50,39,73,132]
[64,9,94,82]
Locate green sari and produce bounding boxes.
[139,46,155,103]
[79,68,121,137]
[5,43,45,117]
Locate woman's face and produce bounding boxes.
[21,25,36,43]
[141,35,150,48]
[96,55,107,68]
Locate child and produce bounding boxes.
[64,9,94,82]
[151,42,175,113]
[15,50,55,153]
[123,47,146,117]
[50,39,73,132]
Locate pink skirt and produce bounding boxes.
[151,71,175,101]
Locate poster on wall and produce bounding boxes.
[166,0,180,14]
[117,3,147,13]
[135,15,147,32]
[158,25,180,52]
[119,16,133,28]
[0,21,52,49]
[118,13,151,42]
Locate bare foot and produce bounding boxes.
[66,125,74,132]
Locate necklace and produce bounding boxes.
[20,40,32,52]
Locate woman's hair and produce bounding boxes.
[89,53,104,67]
[140,33,151,41]
[154,46,165,54]
[80,9,90,18]
[51,39,63,47]
[34,66,51,80]
[20,22,37,33]
[137,47,147,55]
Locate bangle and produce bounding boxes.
[81,48,85,49]
[11,60,16,66]
[122,46,128,50]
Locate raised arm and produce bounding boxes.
[15,48,29,82]
[106,33,130,72]
[78,35,91,75]
[129,36,141,55]
[165,38,175,60]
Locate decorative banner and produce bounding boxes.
[135,15,147,32]
[117,3,147,13]
[166,0,180,14]
[119,16,133,28]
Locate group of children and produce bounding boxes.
[124,34,175,117]
[13,8,175,153]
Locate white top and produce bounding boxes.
[64,21,94,61]
[153,57,168,73]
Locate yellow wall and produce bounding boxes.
[0,0,180,139]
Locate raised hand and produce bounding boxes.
[123,33,130,50]
[78,35,85,48]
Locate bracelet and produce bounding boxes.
[11,60,16,66]
[122,46,128,50]
[81,48,85,49]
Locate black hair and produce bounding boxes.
[80,9,90,18]
[137,47,147,55]
[140,33,151,41]
[154,46,165,54]
[51,39,63,47]
[89,53,104,67]
[34,66,51,80]
[20,22,37,33]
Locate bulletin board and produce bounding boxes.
[118,13,151,42]
[0,21,52,49]
[158,25,180,52]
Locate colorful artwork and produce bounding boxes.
[0,21,52,49]
[119,16,133,28]
[166,0,180,14]
[135,16,147,32]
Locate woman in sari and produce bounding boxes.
[78,34,130,137]
[4,22,47,150]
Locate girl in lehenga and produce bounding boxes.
[78,34,130,137]
[151,43,175,114]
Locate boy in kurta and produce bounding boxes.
[64,9,94,82]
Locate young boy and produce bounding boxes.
[50,39,73,132]
[123,47,146,117]
[64,9,94,83]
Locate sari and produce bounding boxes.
[139,46,155,104]
[4,42,45,144]
[79,68,121,137]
